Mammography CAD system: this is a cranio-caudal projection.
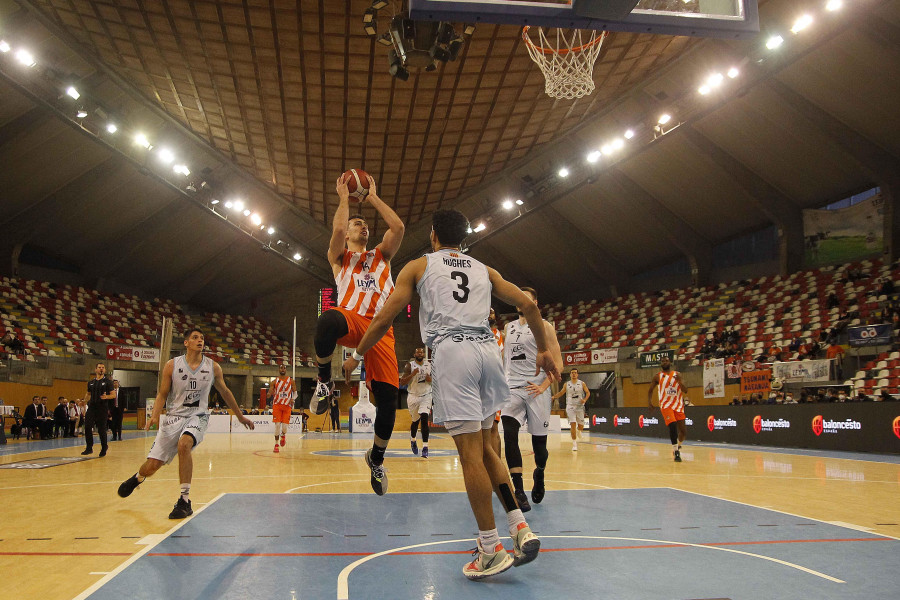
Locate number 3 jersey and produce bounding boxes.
[167,355,215,417]
[417,249,492,347]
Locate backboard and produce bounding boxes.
[409,0,760,40]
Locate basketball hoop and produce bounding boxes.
[522,26,608,100]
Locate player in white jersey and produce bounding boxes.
[343,209,561,581]
[647,356,689,462]
[270,363,297,453]
[552,368,590,451]
[400,346,432,458]
[117,328,255,518]
[500,286,562,511]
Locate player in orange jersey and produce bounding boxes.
[270,363,296,453]
[309,174,405,495]
[647,356,689,462]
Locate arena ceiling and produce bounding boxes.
[0,0,898,320]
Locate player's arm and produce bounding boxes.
[327,176,351,269]
[551,387,566,400]
[342,259,424,382]
[647,374,658,408]
[213,362,255,430]
[146,360,174,430]
[525,320,563,396]
[488,268,561,383]
[676,372,689,395]
[581,381,591,404]
[367,176,405,261]
[398,361,415,386]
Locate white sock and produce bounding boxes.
[411,436,416,442]
[136,473,146,483]
[422,442,428,448]
[478,528,500,551]
[672,444,678,452]
[180,483,191,501]
[506,509,525,535]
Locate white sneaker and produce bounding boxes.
[463,539,514,580]
[572,442,578,451]
[510,522,540,567]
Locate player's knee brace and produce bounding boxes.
[531,435,548,469]
[501,416,522,469]
[668,422,679,445]
[420,417,429,442]
[371,381,398,441]
[314,310,349,358]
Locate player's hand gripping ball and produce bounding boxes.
[341,169,371,202]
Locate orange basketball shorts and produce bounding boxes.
[660,407,685,426]
[272,404,292,424]
[333,307,399,388]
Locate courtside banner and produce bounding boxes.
[592,348,619,364]
[638,349,674,368]
[106,345,159,363]
[848,324,893,347]
[772,359,830,383]
[588,405,900,453]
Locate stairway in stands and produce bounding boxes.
[675,285,741,351]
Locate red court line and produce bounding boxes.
[144,537,891,558]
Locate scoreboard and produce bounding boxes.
[318,287,336,316]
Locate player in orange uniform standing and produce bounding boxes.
[647,356,689,462]
[270,363,297,453]
[309,173,405,495]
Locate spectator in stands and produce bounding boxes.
[730,396,740,406]
[38,397,53,438]
[816,388,828,403]
[837,390,848,402]
[856,390,870,402]
[0,332,26,356]
[67,399,77,437]
[826,341,845,379]
[798,390,809,403]
[826,292,839,309]
[788,335,801,354]
[23,395,40,439]
[53,396,68,437]
[880,390,896,401]
[785,392,797,404]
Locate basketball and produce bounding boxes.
[341,168,371,201]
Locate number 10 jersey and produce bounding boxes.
[167,355,215,417]
[417,248,492,348]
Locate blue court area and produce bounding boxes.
[86,488,898,600]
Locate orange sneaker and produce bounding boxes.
[462,539,514,580]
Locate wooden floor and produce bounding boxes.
[1,430,898,599]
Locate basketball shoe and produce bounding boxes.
[410,439,419,455]
[510,522,540,567]
[117,474,142,498]
[514,489,531,513]
[531,467,545,504]
[168,497,193,519]
[462,539,514,580]
[365,448,388,495]
[310,379,333,415]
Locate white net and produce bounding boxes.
[522,27,608,100]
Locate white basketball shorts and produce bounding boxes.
[407,393,433,419]
[148,413,209,465]
[566,403,585,424]
[501,386,551,436]
[431,334,510,426]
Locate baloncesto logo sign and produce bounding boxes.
[613,415,630,427]
[752,415,790,434]
[591,415,607,426]
[638,415,659,428]
[707,414,737,431]
[892,416,900,440]
[811,415,862,436]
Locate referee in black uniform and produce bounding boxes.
[81,362,115,457]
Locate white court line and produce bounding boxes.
[71,492,226,600]
[335,533,845,599]
[668,487,900,542]
[545,479,610,489]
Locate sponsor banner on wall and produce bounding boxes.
[564,348,619,366]
[230,414,306,434]
[741,369,772,394]
[638,350,674,369]
[848,324,893,347]
[588,405,900,453]
[564,351,592,366]
[772,359,830,383]
[703,358,725,398]
[106,345,160,363]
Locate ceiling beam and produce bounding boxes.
[607,169,713,285]
[0,106,50,150]
[174,242,253,303]
[681,126,805,274]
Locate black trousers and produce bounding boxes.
[84,404,108,451]
[53,418,67,437]
[109,406,123,439]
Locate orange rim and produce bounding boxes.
[522,25,607,55]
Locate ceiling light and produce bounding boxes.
[825,0,842,11]
[157,148,175,164]
[293,253,302,260]
[515,199,524,206]
[251,213,262,225]
[502,200,514,210]
[612,138,625,150]
[464,23,476,36]
[558,167,570,177]
[658,113,672,125]
[473,223,486,233]
[727,67,740,78]
[698,85,711,95]
[600,144,612,155]
[106,123,118,133]
[15,49,35,67]
[624,129,635,139]
[707,72,724,87]
[377,31,393,46]
[65,86,80,100]
[766,35,784,50]
[0,41,10,53]
[372,0,389,8]
[791,15,813,33]
[243,209,251,217]
[267,227,275,235]
[173,164,190,176]
[224,201,233,209]
[76,109,88,118]
[587,151,601,163]
[134,133,151,148]
[233,200,244,212]
[466,226,473,234]
[211,199,220,205]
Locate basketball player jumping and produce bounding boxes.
[310,174,404,495]
[117,328,255,518]
[400,346,432,458]
[270,363,297,453]
[500,286,562,511]
[343,209,561,580]
[647,356,689,462]
[551,368,590,451]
